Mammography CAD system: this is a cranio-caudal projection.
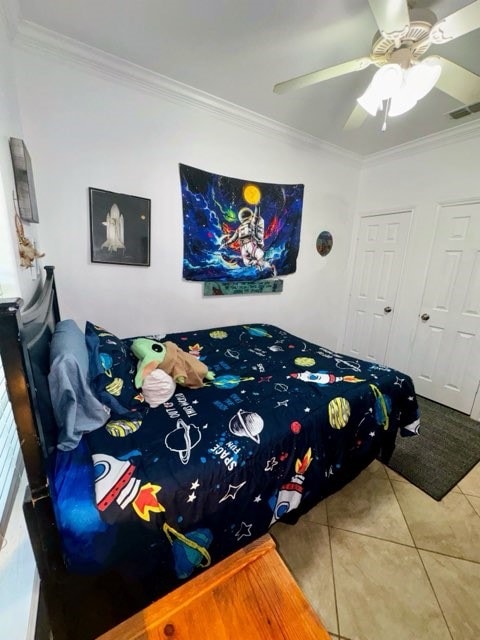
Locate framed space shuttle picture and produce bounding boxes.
[89,187,151,266]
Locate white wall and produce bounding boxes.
[0,8,39,302]
[355,131,480,375]
[0,12,38,640]
[13,41,361,349]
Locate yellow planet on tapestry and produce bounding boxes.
[243,184,261,206]
[328,397,351,429]
[294,356,316,367]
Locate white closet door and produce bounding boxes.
[409,201,480,413]
[343,210,412,365]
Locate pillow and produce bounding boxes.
[50,319,89,373]
[85,321,145,418]
[48,320,111,451]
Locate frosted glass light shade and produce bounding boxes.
[357,63,404,116]
[356,57,442,120]
[404,57,442,101]
[388,93,418,116]
[372,64,403,99]
[357,87,381,116]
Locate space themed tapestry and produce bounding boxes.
[180,164,304,281]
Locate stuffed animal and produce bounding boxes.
[15,214,45,268]
[142,369,176,408]
[131,338,215,389]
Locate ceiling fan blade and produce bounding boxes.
[430,0,480,44]
[435,56,480,105]
[368,0,410,39]
[273,57,373,94]
[344,103,369,130]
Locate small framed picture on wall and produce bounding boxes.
[89,187,151,266]
[9,138,40,223]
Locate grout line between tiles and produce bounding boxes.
[388,470,455,639]
[327,523,415,549]
[326,498,341,639]
[464,493,480,518]
[462,490,480,500]
[414,544,480,566]
[385,465,417,541]
[275,519,340,637]
[310,461,479,640]
[415,548,455,639]
[387,472,480,565]
[455,462,480,497]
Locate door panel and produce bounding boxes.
[343,211,412,364]
[409,202,480,413]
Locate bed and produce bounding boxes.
[0,267,419,639]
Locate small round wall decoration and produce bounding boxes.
[316,231,333,257]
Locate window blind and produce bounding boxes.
[0,358,22,540]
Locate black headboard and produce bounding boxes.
[0,266,60,500]
[0,266,153,640]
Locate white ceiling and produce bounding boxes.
[15,0,480,155]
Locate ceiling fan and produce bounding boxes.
[273,0,480,130]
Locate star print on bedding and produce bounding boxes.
[85,323,419,579]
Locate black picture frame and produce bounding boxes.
[89,187,151,266]
[9,138,40,223]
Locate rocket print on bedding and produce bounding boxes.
[86,324,419,580]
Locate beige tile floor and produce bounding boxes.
[271,460,480,640]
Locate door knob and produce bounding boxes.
[421,313,430,321]
[384,306,392,314]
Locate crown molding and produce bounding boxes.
[0,0,20,41]
[14,20,362,168]
[363,116,480,167]
[10,14,480,168]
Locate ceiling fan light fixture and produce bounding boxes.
[357,63,403,116]
[388,92,418,117]
[404,57,442,101]
[388,57,441,117]
[372,63,404,99]
[276,0,480,134]
[358,56,443,121]
[357,87,381,116]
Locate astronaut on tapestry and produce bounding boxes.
[180,164,304,282]
[220,199,275,275]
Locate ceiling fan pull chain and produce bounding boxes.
[382,99,391,131]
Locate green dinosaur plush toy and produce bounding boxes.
[131,338,215,389]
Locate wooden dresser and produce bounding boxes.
[97,534,331,639]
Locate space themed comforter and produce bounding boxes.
[55,324,419,583]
